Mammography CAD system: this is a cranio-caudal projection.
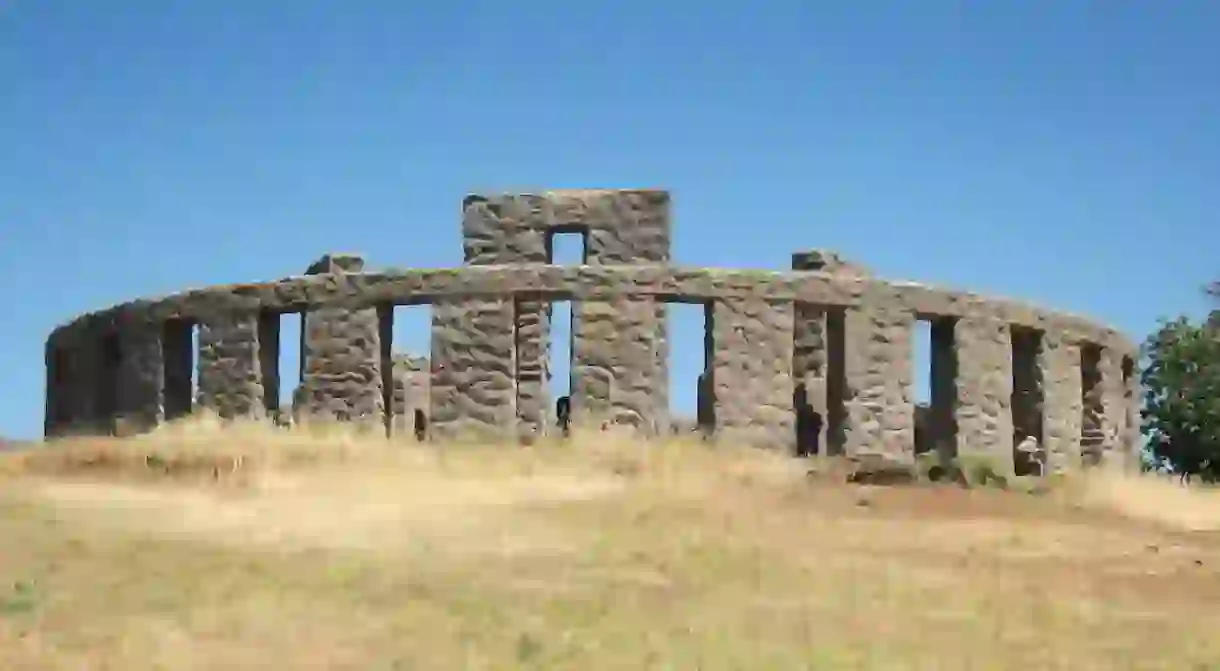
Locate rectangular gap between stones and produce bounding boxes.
[911,320,932,456]
[926,316,958,462]
[666,301,711,437]
[547,230,587,265]
[388,304,432,441]
[548,301,573,425]
[161,318,197,421]
[824,307,848,456]
[546,231,584,431]
[276,313,303,419]
[1011,325,1045,476]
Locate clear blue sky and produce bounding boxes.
[2,1,1217,440]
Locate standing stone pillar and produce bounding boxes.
[1038,332,1082,474]
[952,316,1015,473]
[197,311,268,421]
[43,331,95,437]
[571,297,666,434]
[297,254,384,428]
[708,298,795,449]
[463,196,552,438]
[1097,345,1130,471]
[114,319,165,434]
[841,299,916,463]
[513,293,551,439]
[430,297,517,441]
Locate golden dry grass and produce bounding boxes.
[2,418,1219,669]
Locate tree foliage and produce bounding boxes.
[1140,287,1220,481]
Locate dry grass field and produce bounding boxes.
[2,419,1220,670]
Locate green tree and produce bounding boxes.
[1140,284,1220,482]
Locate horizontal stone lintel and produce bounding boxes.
[47,265,1135,357]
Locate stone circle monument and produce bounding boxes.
[43,189,1140,474]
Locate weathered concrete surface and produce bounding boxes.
[513,294,551,439]
[44,189,1140,473]
[115,322,165,433]
[197,312,267,421]
[841,294,915,463]
[297,255,384,426]
[1098,345,1131,471]
[709,298,795,449]
[44,327,105,436]
[463,190,671,265]
[953,316,1015,473]
[1040,333,1083,474]
[1080,343,1106,468]
[429,297,516,440]
[46,266,1138,352]
[571,297,666,433]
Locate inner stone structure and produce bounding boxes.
[43,189,1141,474]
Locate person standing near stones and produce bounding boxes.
[555,396,572,437]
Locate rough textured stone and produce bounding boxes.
[1079,343,1105,467]
[709,298,795,449]
[115,321,165,433]
[44,325,107,436]
[1097,344,1129,470]
[571,297,666,433]
[953,316,1015,473]
[43,188,1140,477]
[429,297,516,440]
[463,189,671,265]
[842,296,915,463]
[1040,333,1083,474]
[513,295,551,439]
[197,312,267,421]
[297,255,384,426]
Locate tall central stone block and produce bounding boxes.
[197,311,269,421]
[297,254,384,426]
[114,319,166,433]
[953,316,1015,472]
[461,190,671,436]
[841,296,915,462]
[709,298,795,449]
[429,297,517,440]
[571,297,667,433]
